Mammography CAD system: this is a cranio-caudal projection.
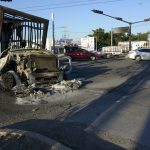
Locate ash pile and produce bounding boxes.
[0,78,83,105]
[14,79,83,97]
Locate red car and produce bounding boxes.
[65,49,100,61]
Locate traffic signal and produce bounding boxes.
[91,9,103,14]
[144,18,150,22]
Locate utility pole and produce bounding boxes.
[51,12,55,53]
[91,9,150,51]
[128,23,132,52]
[111,30,113,46]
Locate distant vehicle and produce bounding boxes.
[65,49,100,61]
[102,46,123,57]
[128,48,150,61]
[93,48,102,55]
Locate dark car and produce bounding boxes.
[65,49,100,61]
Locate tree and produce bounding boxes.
[88,27,148,49]
[88,28,110,49]
[132,32,147,41]
[88,28,128,49]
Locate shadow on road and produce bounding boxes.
[64,61,150,149]
[69,63,111,80]
[2,119,125,150]
[68,61,150,148]
[135,107,150,149]
[1,61,150,149]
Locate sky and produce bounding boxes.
[0,0,150,40]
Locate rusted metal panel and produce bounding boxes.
[42,21,49,49]
[0,5,48,23]
[0,7,4,53]
[0,0,12,1]
[0,5,49,52]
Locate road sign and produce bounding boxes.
[112,27,129,33]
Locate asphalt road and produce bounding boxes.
[0,57,150,149]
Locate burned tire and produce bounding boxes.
[135,55,141,61]
[1,72,16,90]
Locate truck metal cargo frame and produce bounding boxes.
[0,5,49,53]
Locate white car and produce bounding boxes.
[128,48,150,61]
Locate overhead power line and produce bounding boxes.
[17,0,108,9]
[20,0,126,12]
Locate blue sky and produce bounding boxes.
[1,0,150,40]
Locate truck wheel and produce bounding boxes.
[1,72,16,90]
[90,56,96,61]
[135,56,141,61]
[106,54,111,58]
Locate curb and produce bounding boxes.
[0,129,71,150]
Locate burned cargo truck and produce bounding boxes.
[0,5,68,90]
[0,5,49,52]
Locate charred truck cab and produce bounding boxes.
[0,49,64,89]
[0,6,71,90]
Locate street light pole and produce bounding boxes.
[91,9,150,51]
[51,12,55,53]
[129,23,132,52]
[111,30,113,46]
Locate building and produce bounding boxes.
[118,41,150,51]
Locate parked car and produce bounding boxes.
[128,48,150,61]
[65,49,100,61]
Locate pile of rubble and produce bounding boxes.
[0,77,83,95]
[13,79,82,97]
[0,76,83,104]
